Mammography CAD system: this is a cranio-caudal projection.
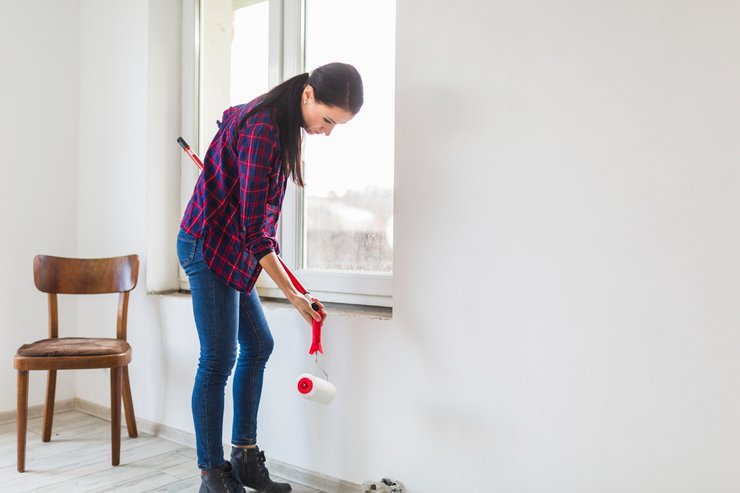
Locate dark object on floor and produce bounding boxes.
[362,478,403,493]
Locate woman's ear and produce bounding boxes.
[302,85,314,102]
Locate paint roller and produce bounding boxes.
[275,255,336,405]
[177,136,336,404]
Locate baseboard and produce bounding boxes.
[73,398,360,493]
[265,457,361,493]
[0,398,76,425]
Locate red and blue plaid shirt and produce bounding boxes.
[180,98,287,292]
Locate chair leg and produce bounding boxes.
[17,370,29,473]
[122,366,138,438]
[42,370,57,442]
[110,367,122,466]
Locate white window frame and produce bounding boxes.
[179,0,199,291]
[180,0,393,307]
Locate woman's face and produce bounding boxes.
[301,85,354,136]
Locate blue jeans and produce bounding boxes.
[177,229,274,470]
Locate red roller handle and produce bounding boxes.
[177,137,204,171]
[310,319,323,355]
[277,255,308,293]
[277,257,323,355]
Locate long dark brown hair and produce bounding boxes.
[240,62,364,187]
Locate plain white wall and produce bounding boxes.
[0,0,80,412]
[3,1,740,492]
[387,1,740,491]
[72,0,152,406]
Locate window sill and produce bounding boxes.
[260,297,392,320]
[149,290,392,321]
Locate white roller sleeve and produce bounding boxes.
[296,373,337,405]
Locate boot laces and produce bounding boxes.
[256,450,271,478]
[218,462,244,493]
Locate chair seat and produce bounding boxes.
[14,337,132,371]
[16,337,131,357]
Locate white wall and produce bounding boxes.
[4,1,740,492]
[0,0,80,412]
[387,1,740,491]
[73,0,152,405]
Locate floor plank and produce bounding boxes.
[0,410,327,493]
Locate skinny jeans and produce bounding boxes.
[177,229,274,470]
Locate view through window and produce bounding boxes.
[302,0,395,274]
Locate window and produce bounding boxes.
[181,0,395,307]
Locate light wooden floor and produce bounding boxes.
[0,410,325,493]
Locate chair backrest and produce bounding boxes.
[33,255,139,340]
[33,255,139,294]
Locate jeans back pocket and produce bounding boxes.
[177,230,199,269]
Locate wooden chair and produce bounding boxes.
[14,254,140,472]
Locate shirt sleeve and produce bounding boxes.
[237,118,280,261]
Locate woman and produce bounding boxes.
[177,62,364,493]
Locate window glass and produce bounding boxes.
[303,0,395,273]
[200,0,269,153]
[230,2,269,106]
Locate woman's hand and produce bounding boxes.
[312,297,328,323]
[257,252,328,326]
[288,292,327,326]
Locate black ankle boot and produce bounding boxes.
[199,461,246,493]
[230,446,292,493]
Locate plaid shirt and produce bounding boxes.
[180,98,287,292]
